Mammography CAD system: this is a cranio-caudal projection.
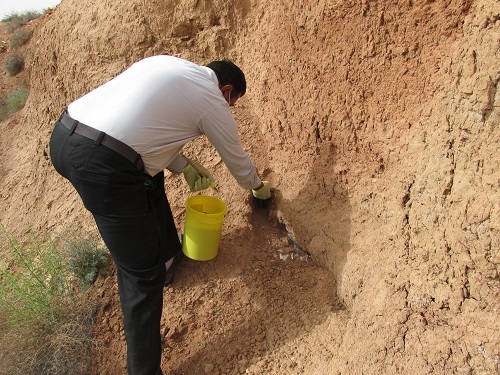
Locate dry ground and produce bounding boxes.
[1,0,498,374]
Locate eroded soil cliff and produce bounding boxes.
[1,0,498,374]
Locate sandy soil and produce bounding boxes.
[0,0,498,374]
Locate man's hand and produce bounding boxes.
[183,161,215,192]
[252,181,271,200]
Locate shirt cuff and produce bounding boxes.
[166,154,188,174]
[252,179,263,190]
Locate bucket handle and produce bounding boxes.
[188,188,222,199]
[182,154,220,194]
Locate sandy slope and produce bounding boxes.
[1,0,498,374]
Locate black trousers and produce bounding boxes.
[49,119,181,375]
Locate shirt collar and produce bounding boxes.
[203,66,220,87]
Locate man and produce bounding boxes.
[49,55,271,375]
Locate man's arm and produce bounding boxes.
[199,105,262,190]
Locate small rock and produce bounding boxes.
[204,363,215,373]
[238,359,248,367]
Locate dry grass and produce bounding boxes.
[1,11,43,33]
[10,28,33,48]
[0,227,108,374]
[0,304,98,375]
[4,54,24,76]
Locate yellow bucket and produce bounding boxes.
[182,195,227,261]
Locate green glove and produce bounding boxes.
[193,176,213,192]
[182,161,215,192]
[252,181,271,200]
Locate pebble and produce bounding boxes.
[204,363,215,373]
[238,359,248,367]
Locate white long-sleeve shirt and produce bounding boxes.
[67,55,261,189]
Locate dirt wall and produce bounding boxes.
[0,0,498,373]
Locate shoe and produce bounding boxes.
[164,234,184,286]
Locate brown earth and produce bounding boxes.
[1,0,499,374]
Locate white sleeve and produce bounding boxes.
[166,154,188,174]
[199,104,262,190]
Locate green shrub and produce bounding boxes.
[0,88,30,118]
[10,28,33,48]
[0,227,73,328]
[2,10,43,32]
[59,228,110,289]
[7,87,29,113]
[0,226,102,374]
[4,53,24,76]
[0,226,109,327]
[0,99,7,122]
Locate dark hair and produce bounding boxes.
[206,60,246,97]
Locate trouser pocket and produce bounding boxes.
[70,166,148,216]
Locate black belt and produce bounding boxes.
[59,110,144,172]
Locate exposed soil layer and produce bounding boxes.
[0,0,498,374]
